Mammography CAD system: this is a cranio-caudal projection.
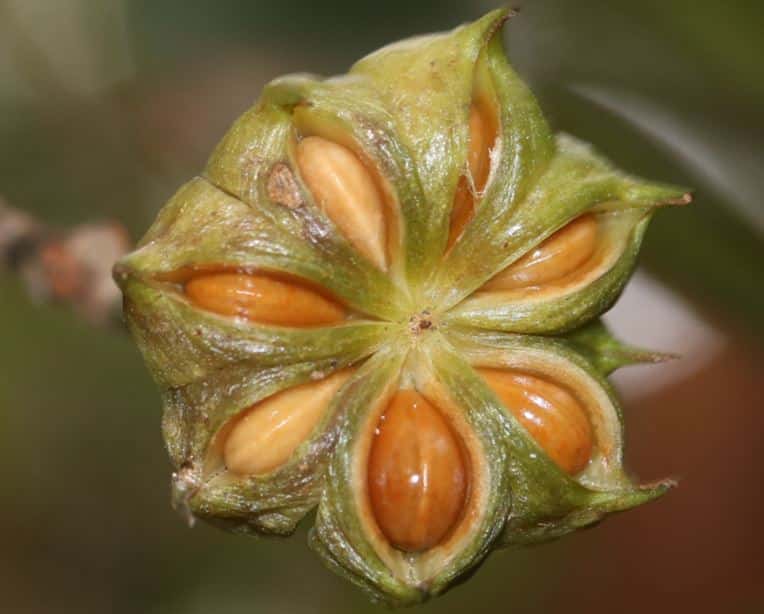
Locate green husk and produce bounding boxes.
[115,8,686,607]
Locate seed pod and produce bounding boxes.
[115,8,690,607]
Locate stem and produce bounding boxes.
[0,195,131,327]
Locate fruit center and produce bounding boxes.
[407,309,436,337]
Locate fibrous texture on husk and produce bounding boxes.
[115,9,689,607]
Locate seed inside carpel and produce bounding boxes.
[479,369,593,475]
[483,215,599,291]
[296,136,388,270]
[367,389,469,552]
[222,370,353,476]
[184,272,346,327]
[448,92,499,248]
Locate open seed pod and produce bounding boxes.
[115,9,690,607]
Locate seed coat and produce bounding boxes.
[296,136,388,270]
[479,369,593,475]
[448,100,498,248]
[483,215,598,291]
[223,371,352,476]
[368,389,469,552]
[185,272,345,327]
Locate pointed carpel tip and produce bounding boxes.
[495,5,520,20]
[642,477,679,492]
[111,261,133,287]
[608,348,681,373]
[482,5,519,34]
[501,5,522,24]
[658,190,693,208]
[645,190,693,213]
[646,350,682,364]
[673,191,694,206]
[171,466,202,528]
[473,6,519,57]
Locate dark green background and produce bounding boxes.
[1,1,762,612]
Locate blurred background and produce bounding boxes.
[0,1,762,613]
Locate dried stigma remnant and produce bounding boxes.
[116,8,690,607]
[267,162,304,209]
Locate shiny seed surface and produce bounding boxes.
[185,272,345,326]
[480,369,593,474]
[368,389,469,552]
[296,136,388,269]
[483,215,598,291]
[224,371,351,476]
[449,101,496,247]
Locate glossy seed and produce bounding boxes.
[479,369,593,474]
[483,215,598,291]
[296,136,388,269]
[223,371,352,476]
[448,101,497,248]
[185,272,345,327]
[368,389,468,552]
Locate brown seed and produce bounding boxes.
[483,214,598,291]
[368,389,468,552]
[448,98,498,248]
[296,136,388,269]
[223,370,352,476]
[185,272,345,326]
[479,369,593,475]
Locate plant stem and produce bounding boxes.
[0,195,131,327]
